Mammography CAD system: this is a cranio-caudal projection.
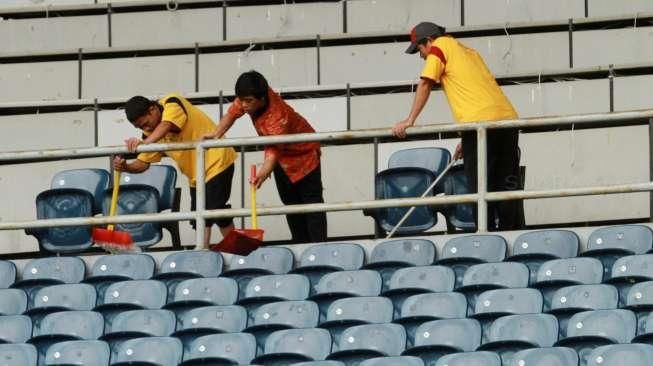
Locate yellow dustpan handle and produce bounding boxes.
[250,165,257,230]
[108,170,121,231]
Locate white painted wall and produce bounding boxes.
[587,0,653,17]
[347,0,461,33]
[465,0,584,26]
[0,61,78,102]
[574,28,653,68]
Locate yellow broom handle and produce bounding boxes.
[108,170,121,231]
[250,165,258,230]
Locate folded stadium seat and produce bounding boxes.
[587,343,653,366]
[434,351,501,366]
[45,340,110,366]
[326,323,406,365]
[0,260,16,289]
[94,279,167,329]
[402,318,481,364]
[102,184,162,248]
[118,165,180,247]
[0,289,27,316]
[359,356,424,366]
[549,284,619,338]
[291,361,345,366]
[510,347,579,366]
[456,262,530,314]
[11,256,86,306]
[25,283,97,330]
[381,266,455,318]
[154,250,224,303]
[163,277,238,319]
[531,257,603,311]
[0,344,38,366]
[442,164,476,233]
[0,315,32,343]
[100,309,176,350]
[582,225,653,281]
[179,332,257,366]
[252,328,332,365]
[477,313,559,365]
[237,274,310,315]
[435,235,507,288]
[28,310,104,366]
[625,281,653,341]
[172,305,248,351]
[319,297,393,349]
[471,288,543,342]
[393,292,467,347]
[308,270,382,321]
[362,239,436,291]
[244,300,319,356]
[291,243,365,296]
[555,309,636,366]
[83,253,155,304]
[110,336,182,366]
[604,254,653,306]
[222,247,294,299]
[506,229,580,284]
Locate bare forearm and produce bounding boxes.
[211,114,237,139]
[122,159,149,173]
[406,79,433,125]
[143,121,175,144]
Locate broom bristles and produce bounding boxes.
[93,228,135,254]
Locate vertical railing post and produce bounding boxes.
[195,144,207,249]
[476,127,488,232]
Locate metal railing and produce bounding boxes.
[1,109,652,249]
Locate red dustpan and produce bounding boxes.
[210,165,264,255]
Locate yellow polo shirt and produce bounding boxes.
[420,36,518,123]
[137,94,237,187]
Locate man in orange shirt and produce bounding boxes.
[393,22,521,230]
[205,70,327,243]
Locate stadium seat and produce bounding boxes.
[549,284,619,338]
[457,262,529,314]
[360,356,424,366]
[101,309,176,349]
[0,315,32,343]
[626,281,653,340]
[291,362,345,366]
[180,332,257,366]
[252,328,332,365]
[327,323,406,365]
[387,147,452,177]
[237,274,310,314]
[164,277,238,318]
[110,336,182,366]
[532,257,603,311]
[583,225,653,280]
[363,239,436,291]
[506,229,580,284]
[45,340,110,366]
[0,289,27,316]
[435,351,501,366]
[510,347,579,366]
[102,184,162,248]
[25,283,97,329]
[0,260,16,289]
[94,279,167,328]
[291,243,365,296]
[0,343,38,366]
[382,265,455,318]
[403,318,482,364]
[436,234,507,288]
[154,250,224,302]
[11,257,86,304]
[83,253,155,303]
[587,343,653,366]
[320,296,394,349]
[50,168,111,214]
[309,270,382,321]
[442,164,476,233]
[471,288,543,342]
[172,305,248,350]
[394,292,467,347]
[605,254,653,306]
[222,247,294,298]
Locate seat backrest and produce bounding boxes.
[487,314,559,347]
[176,305,247,333]
[102,185,162,248]
[249,300,319,329]
[34,188,94,253]
[102,280,167,309]
[0,260,16,289]
[587,225,653,254]
[610,254,653,281]
[37,311,104,339]
[435,351,502,366]
[387,266,455,293]
[292,362,345,366]
[51,168,111,214]
[110,337,182,366]
[325,297,393,324]
[462,262,529,289]
[244,274,310,301]
[368,239,436,267]
[107,309,175,337]
[158,250,223,278]
[88,254,155,280]
[119,165,177,211]
[227,247,294,275]
[511,347,579,366]
[442,164,476,230]
[0,344,38,366]
[183,333,256,365]
[297,243,365,271]
[627,281,653,308]
[512,230,580,259]
[0,289,27,316]
[171,277,238,305]
[315,270,382,297]
[45,340,110,366]
[439,235,507,263]
[337,323,406,356]
[551,284,618,311]
[414,318,481,352]
[21,257,86,284]
[535,257,603,285]
[264,328,331,360]
[400,292,467,320]
[587,344,653,366]
[360,356,425,366]
[388,147,451,175]
[32,283,97,311]
[0,315,32,343]
[566,309,636,343]
[474,288,543,316]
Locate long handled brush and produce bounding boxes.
[93,170,136,253]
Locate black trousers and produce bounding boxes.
[461,128,522,231]
[273,164,327,243]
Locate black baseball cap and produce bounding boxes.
[405,22,446,54]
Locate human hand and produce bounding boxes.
[392,119,413,139]
[112,155,126,171]
[453,142,463,161]
[124,137,142,152]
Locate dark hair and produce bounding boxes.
[235,70,269,100]
[125,96,154,123]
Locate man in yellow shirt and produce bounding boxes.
[114,94,238,247]
[393,22,521,230]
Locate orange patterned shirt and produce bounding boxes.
[227,88,321,183]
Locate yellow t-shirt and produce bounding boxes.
[137,94,237,187]
[420,36,518,123]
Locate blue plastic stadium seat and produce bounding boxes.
[222,247,294,299]
[507,229,580,284]
[180,332,256,366]
[172,305,248,351]
[0,289,28,316]
[94,279,167,328]
[360,356,424,366]
[363,239,436,291]
[320,297,394,349]
[291,362,345,366]
[511,347,579,366]
[101,309,176,349]
[327,323,406,365]
[83,253,155,303]
[25,283,97,330]
[309,270,382,321]
[605,254,653,306]
[583,225,653,280]
[382,266,455,318]
[0,260,17,289]
[11,257,86,305]
[164,277,238,318]
[110,336,182,366]
[0,344,38,366]
[0,315,32,343]
[587,343,653,366]
[403,318,481,364]
[442,164,476,232]
[435,351,501,366]
[626,281,653,341]
[119,165,177,211]
[472,288,543,342]
[549,284,619,338]
[237,274,310,314]
[457,262,529,314]
[436,235,507,288]
[154,250,224,302]
[50,168,111,214]
[291,243,365,296]
[252,328,332,365]
[102,184,162,248]
[387,147,452,178]
[532,257,603,311]
[45,340,110,366]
